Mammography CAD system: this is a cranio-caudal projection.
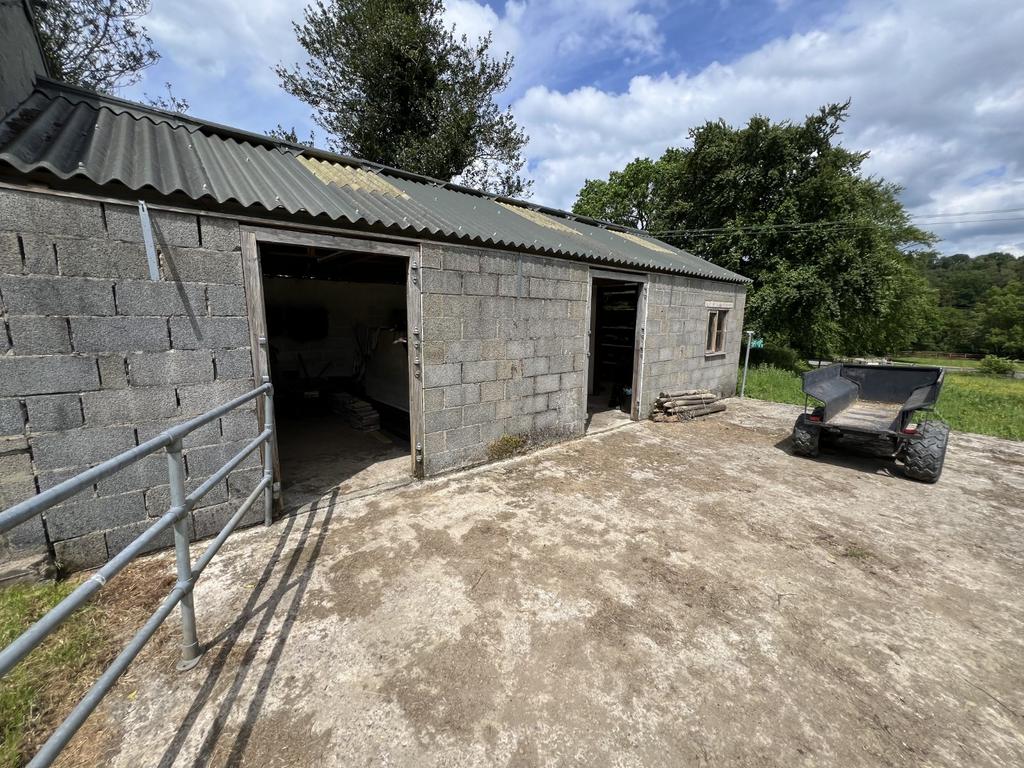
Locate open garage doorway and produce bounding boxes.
[586,273,645,434]
[253,232,418,513]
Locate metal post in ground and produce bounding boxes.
[166,439,201,670]
[259,336,275,527]
[740,330,755,398]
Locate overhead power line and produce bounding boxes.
[638,203,1024,237]
[644,212,1024,237]
[909,205,1024,218]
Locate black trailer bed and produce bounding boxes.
[793,362,950,482]
[801,363,944,435]
[826,400,901,432]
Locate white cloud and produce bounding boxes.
[122,0,312,138]
[444,0,665,96]
[500,0,1024,255]
[120,0,1023,255]
[143,0,304,91]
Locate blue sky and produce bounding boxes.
[121,0,1024,256]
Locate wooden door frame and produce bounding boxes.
[407,247,425,478]
[239,226,423,514]
[585,268,649,421]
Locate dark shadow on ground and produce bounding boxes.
[774,435,905,479]
[155,489,338,768]
[277,414,410,511]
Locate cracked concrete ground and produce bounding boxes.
[61,398,1024,767]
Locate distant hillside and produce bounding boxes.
[922,252,1024,307]
[915,252,1024,356]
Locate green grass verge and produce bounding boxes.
[0,581,103,768]
[741,365,1024,441]
[935,374,1024,441]
[740,364,808,406]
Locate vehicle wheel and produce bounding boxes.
[902,420,950,483]
[791,414,820,457]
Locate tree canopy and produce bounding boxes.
[915,252,1024,357]
[573,103,938,356]
[33,0,159,92]
[276,0,530,197]
[919,251,1024,308]
[974,281,1024,357]
[572,158,658,230]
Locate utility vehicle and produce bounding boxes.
[791,363,949,482]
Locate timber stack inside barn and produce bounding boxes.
[0,0,748,572]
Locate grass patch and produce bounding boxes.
[841,544,873,560]
[740,364,810,406]
[487,433,528,461]
[934,374,1024,441]
[741,366,1024,441]
[0,563,176,767]
[0,581,103,768]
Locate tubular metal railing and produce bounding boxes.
[0,339,276,768]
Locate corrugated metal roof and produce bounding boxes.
[0,80,749,283]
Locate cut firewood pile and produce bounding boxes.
[651,389,726,422]
[330,393,380,431]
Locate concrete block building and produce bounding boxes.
[0,2,747,570]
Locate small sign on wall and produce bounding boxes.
[704,300,734,310]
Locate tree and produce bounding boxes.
[909,251,1023,353]
[934,306,977,353]
[573,158,659,229]
[574,103,938,356]
[33,0,160,92]
[143,82,189,114]
[275,0,530,197]
[973,281,1024,358]
[921,251,1023,308]
[267,125,317,147]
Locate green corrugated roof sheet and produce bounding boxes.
[0,80,748,284]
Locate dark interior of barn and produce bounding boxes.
[587,278,641,432]
[260,242,412,511]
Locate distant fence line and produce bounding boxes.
[897,351,985,360]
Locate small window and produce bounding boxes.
[705,310,727,354]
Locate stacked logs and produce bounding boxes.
[651,389,725,422]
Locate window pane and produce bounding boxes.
[706,312,717,351]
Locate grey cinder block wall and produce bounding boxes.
[418,244,590,475]
[0,188,262,570]
[418,243,747,475]
[640,275,747,417]
[1,187,746,570]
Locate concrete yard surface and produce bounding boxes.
[65,399,1024,767]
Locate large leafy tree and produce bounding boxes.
[33,0,160,92]
[574,158,659,230]
[973,281,1024,357]
[276,0,530,197]
[574,103,937,356]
